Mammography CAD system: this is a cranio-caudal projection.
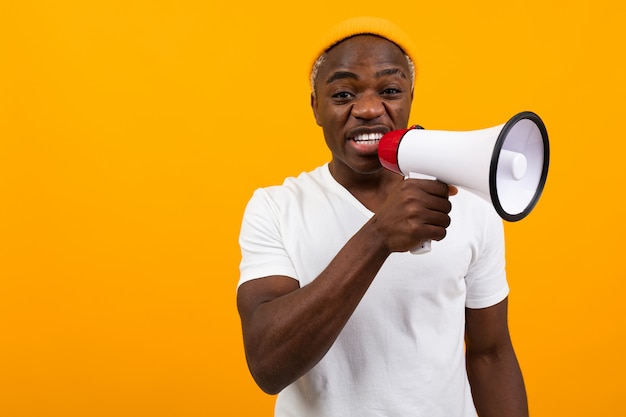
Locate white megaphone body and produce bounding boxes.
[378,111,549,254]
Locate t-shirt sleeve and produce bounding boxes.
[237,188,298,290]
[464,209,510,309]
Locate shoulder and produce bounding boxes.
[265,164,329,193]
[247,164,333,208]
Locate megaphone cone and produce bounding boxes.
[378,111,549,223]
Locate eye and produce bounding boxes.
[332,91,354,99]
[381,87,401,96]
[331,90,355,104]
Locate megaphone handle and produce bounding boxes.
[407,172,438,255]
[410,240,432,254]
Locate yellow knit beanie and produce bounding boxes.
[310,16,418,86]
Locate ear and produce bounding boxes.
[310,93,322,127]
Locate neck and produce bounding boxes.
[328,162,402,212]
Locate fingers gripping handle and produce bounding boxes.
[407,172,437,255]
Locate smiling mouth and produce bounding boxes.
[352,132,384,143]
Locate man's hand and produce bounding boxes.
[371,179,457,253]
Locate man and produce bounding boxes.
[237,16,528,417]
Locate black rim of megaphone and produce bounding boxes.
[489,111,549,222]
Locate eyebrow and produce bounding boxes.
[325,68,407,85]
[375,68,407,80]
[326,71,359,85]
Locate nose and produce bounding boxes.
[351,92,385,120]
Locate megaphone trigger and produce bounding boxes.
[406,172,437,181]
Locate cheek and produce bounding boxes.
[318,106,348,127]
[389,100,412,124]
[322,129,340,154]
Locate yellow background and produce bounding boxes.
[1,0,624,416]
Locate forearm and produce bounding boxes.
[240,219,391,394]
[466,346,528,417]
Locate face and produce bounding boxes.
[311,35,413,184]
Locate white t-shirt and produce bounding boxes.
[238,164,509,417]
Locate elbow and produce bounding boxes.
[255,378,285,396]
[249,368,288,395]
[246,354,291,395]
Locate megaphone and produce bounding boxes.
[378,111,549,253]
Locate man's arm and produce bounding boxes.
[237,223,390,394]
[237,178,454,394]
[465,297,529,417]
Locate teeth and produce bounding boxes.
[353,133,383,142]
